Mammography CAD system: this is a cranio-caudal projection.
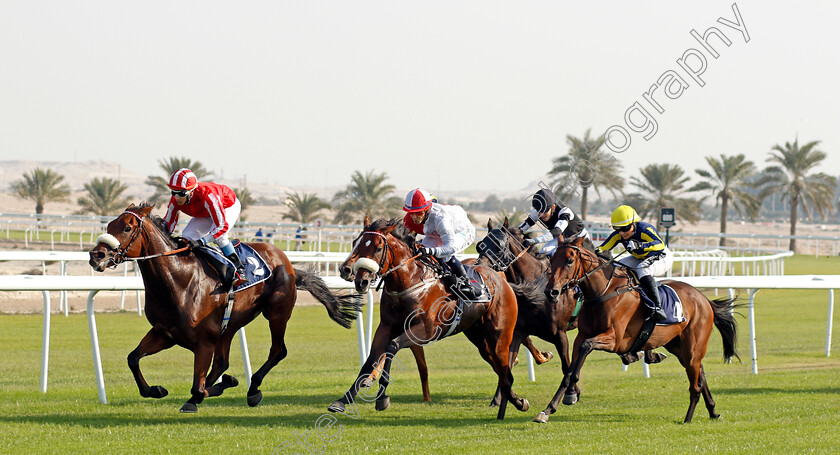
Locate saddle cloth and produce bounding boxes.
[195,240,272,292]
[638,283,685,325]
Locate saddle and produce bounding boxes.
[186,239,271,292]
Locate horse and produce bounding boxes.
[336,216,552,406]
[536,237,739,423]
[476,218,582,405]
[328,218,529,420]
[88,203,360,413]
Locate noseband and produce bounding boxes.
[95,210,189,268]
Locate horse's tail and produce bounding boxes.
[509,273,548,305]
[709,296,741,363]
[294,268,361,329]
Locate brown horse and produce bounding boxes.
[337,217,551,406]
[88,203,360,413]
[537,237,739,423]
[328,218,529,420]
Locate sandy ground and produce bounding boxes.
[2,192,839,314]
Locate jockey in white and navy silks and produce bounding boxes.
[403,188,477,299]
[596,204,673,322]
[519,188,593,255]
[163,168,246,280]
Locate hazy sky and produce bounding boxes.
[1,1,838,196]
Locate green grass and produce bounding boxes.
[1,256,840,454]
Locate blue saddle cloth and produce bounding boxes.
[638,283,685,325]
[462,264,491,302]
[196,241,271,292]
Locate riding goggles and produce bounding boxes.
[171,190,190,197]
[613,224,633,232]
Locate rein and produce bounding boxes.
[99,210,189,267]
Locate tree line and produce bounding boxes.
[9,135,837,251]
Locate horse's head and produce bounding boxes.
[476,217,525,272]
[350,218,410,293]
[89,203,155,272]
[545,236,590,304]
[339,215,370,281]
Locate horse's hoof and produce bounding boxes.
[222,374,239,388]
[375,395,391,411]
[488,399,500,408]
[247,391,263,407]
[327,400,346,413]
[146,385,168,399]
[710,412,721,420]
[518,398,530,412]
[179,402,197,413]
[359,377,374,389]
[538,351,554,365]
[512,357,520,367]
[532,411,549,423]
[562,393,578,406]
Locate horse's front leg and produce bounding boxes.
[127,328,175,399]
[180,342,215,413]
[534,329,616,423]
[556,330,582,405]
[328,323,396,414]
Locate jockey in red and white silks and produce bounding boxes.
[403,188,477,299]
[163,168,246,278]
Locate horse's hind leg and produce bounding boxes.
[205,337,239,398]
[409,346,431,403]
[523,336,553,364]
[128,329,175,399]
[698,365,720,419]
[180,341,214,413]
[247,311,291,407]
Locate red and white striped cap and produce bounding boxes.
[168,168,198,191]
[403,188,434,213]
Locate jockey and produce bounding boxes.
[163,168,246,284]
[519,188,593,255]
[596,205,673,322]
[403,188,477,300]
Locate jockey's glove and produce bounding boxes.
[522,238,536,247]
[188,238,206,249]
[418,246,436,257]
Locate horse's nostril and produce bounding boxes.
[550,289,559,298]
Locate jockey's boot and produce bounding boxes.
[640,275,666,322]
[225,252,247,287]
[446,257,477,300]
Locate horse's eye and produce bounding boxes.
[567,259,574,267]
[123,225,132,233]
[375,247,383,253]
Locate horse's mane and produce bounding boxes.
[366,218,416,246]
[126,202,179,249]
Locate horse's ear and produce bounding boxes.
[503,217,510,229]
[126,203,136,210]
[487,218,493,230]
[138,205,154,217]
[382,224,398,235]
[573,237,585,247]
[363,214,370,228]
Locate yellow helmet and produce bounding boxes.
[611,205,640,228]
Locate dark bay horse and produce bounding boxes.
[328,218,529,420]
[337,216,551,406]
[88,203,360,413]
[477,218,582,405]
[538,237,739,423]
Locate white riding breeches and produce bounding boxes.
[615,246,673,278]
[181,199,242,249]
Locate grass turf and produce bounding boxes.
[1,256,839,454]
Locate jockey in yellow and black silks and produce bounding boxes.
[596,205,673,322]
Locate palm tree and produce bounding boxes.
[10,168,71,214]
[75,177,131,216]
[549,129,624,219]
[145,157,213,203]
[283,192,331,224]
[690,154,760,246]
[629,163,702,228]
[332,170,402,224]
[756,139,837,252]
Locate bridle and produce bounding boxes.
[556,244,616,295]
[479,228,530,272]
[96,210,189,268]
[353,230,422,281]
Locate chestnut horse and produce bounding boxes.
[338,218,553,406]
[537,237,739,423]
[327,218,529,420]
[88,203,360,413]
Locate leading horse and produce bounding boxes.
[537,237,739,423]
[88,203,360,412]
[328,218,529,420]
